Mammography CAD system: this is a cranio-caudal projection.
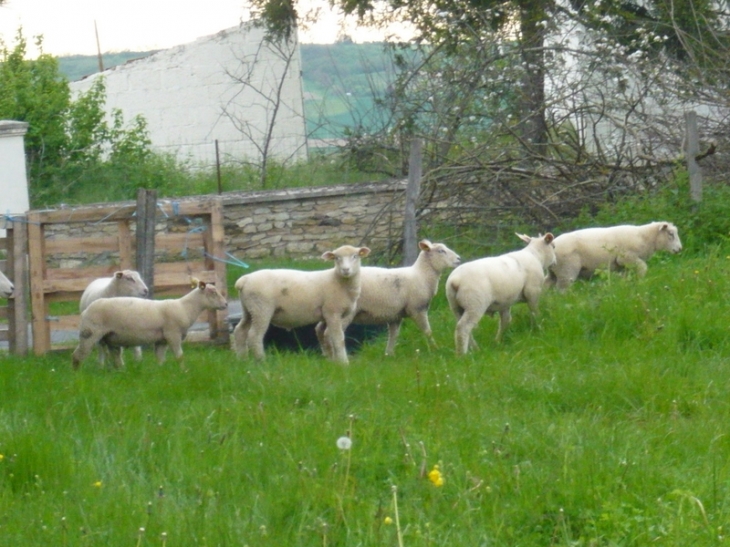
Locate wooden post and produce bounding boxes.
[6,219,28,355]
[136,189,157,299]
[27,211,49,355]
[684,110,703,203]
[403,138,423,266]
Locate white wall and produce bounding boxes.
[70,23,308,168]
[0,120,30,234]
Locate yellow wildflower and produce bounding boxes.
[0,454,4,461]
[428,465,444,487]
[384,516,393,525]
[93,480,102,488]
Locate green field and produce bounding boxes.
[1,240,729,546]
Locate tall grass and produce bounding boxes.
[2,242,730,546]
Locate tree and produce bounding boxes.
[0,30,152,205]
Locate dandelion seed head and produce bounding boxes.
[336,436,352,450]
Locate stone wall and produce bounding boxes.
[222,180,407,260]
[39,180,408,268]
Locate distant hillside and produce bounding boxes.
[58,43,394,139]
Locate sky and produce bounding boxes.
[0,0,399,57]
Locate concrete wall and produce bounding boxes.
[69,23,307,169]
[0,121,30,235]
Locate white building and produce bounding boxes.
[70,23,308,168]
[0,120,30,234]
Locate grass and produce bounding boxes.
[2,247,730,546]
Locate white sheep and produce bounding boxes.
[446,233,556,354]
[72,280,228,369]
[79,270,149,312]
[547,222,682,289]
[233,245,371,364]
[79,270,149,362]
[315,239,460,356]
[0,269,13,298]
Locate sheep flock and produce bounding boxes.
[70,221,683,368]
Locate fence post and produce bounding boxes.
[6,219,28,355]
[136,189,157,298]
[403,138,423,266]
[684,110,703,203]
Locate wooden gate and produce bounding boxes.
[27,197,228,355]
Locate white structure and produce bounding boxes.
[70,23,308,168]
[0,120,30,235]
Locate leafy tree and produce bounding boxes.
[0,29,152,205]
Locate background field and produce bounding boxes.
[1,229,729,546]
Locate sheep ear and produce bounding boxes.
[515,233,531,244]
[418,240,432,251]
[115,271,124,279]
[544,233,555,244]
[358,247,371,257]
[322,251,336,261]
[198,281,207,290]
[660,222,670,231]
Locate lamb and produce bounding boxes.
[232,245,371,364]
[79,270,150,362]
[315,239,460,356]
[79,270,149,312]
[446,233,556,355]
[0,269,13,298]
[72,280,228,369]
[547,222,682,289]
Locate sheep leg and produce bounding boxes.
[247,314,271,361]
[323,319,348,364]
[616,255,647,277]
[454,309,482,355]
[106,345,125,369]
[133,346,143,361]
[385,320,402,356]
[409,311,437,350]
[495,308,512,342]
[72,328,106,369]
[315,321,334,358]
[232,315,252,358]
[154,342,168,363]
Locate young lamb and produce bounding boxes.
[315,239,460,356]
[547,222,682,289]
[0,269,13,298]
[79,270,150,362]
[79,270,149,312]
[446,233,556,355]
[233,245,371,364]
[72,280,227,369]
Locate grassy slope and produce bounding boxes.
[1,246,729,546]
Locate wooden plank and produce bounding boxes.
[7,220,29,355]
[45,236,119,254]
[155,232,206,251]
[136,189,157,298]
[209,198,229,342]
[47,265,120,281]
[33,204,137,224]
[27,212,50,355]
[0,308,8,320]
[118,220,133,269]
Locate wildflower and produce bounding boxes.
[336,436,352,450]
[93,480,102,488]
[0,454,4,461]
[428,465,444,487]
[384,516,393,525]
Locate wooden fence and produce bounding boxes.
[25,196,228,355]
[1,219,30,355]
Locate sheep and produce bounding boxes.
[79,270,150,362]
[0,269,13,298]
[547,222,682,289]
[446,233,556,355]
[72,280,228,369]
[232,245,371,364]
[315,239,461,356]
[79,270,149,312]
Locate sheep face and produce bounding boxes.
[115,270,149,298]
[419,240,461,270]
[198,281,228,310]
[658,223,682,254]
[321,245,371,278]
[0,270,13,298]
